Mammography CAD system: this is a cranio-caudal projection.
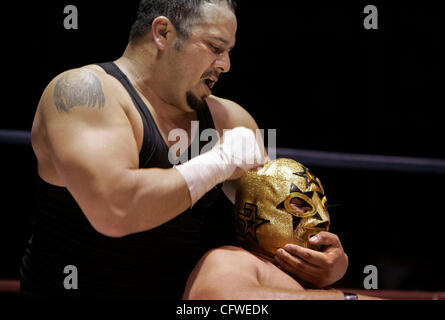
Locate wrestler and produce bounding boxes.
[21,1,347,299]
[183,159,379,300]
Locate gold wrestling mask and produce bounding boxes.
[234,158,330,257]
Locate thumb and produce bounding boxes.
[309,231,340,247]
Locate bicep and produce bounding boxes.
[48,97,136,158]
[47,112,138,193]
[41,70,140,223]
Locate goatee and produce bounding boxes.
[186,91,207,111]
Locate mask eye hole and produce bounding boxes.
[289,197,312,214]
[284,193,316,218]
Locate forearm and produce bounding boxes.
[115,167,192,234]
[77,167,192,237]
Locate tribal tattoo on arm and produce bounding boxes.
[54,70,106,113]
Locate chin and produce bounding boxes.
[186,91,207,111]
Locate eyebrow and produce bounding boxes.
[209,36,235,50]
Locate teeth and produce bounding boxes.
[204,78,215,89]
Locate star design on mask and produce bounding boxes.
[237,203,270,244]
[294,167,321,189]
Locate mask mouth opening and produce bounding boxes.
[305,220,331,231]
[314,221,330,229]
[304,220,330,232]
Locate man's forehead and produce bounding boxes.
[195,2,237,44]
[200,1,236,19]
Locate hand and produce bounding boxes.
[175,127,266,206]
[218,127,266,180]
[228,167,246,181]
[273,232,349,288]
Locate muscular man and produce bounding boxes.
[21,1,347,299]
[184,159,379,300]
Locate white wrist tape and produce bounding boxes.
[175,148,233,206]
[175,127,265,206]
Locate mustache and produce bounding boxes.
[201,70,220,80]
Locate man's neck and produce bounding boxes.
[114,45,195,123]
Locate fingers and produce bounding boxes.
[274,249,324,288]
[274,249,310,275]
[274,234,348,288]
[275,248,324,276]
[281,244,326,267]
[220,127,266,171]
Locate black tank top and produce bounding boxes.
[20,62,223,299]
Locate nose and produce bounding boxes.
[214,51,231,73]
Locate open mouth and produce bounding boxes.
[202,76,218,92]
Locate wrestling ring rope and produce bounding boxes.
[2,129,445,174]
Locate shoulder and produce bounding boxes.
[39,64,128,115]
[47,64,122,98]
[205,95,260,133]
[183,246,262,299]
[199,246,262,275]
[205,245,255,260]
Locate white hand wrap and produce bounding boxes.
[175,127,265,206]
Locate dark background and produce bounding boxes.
[1,0,444,291]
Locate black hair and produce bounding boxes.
[129,0,236,43]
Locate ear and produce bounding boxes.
[151,16,177,50]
